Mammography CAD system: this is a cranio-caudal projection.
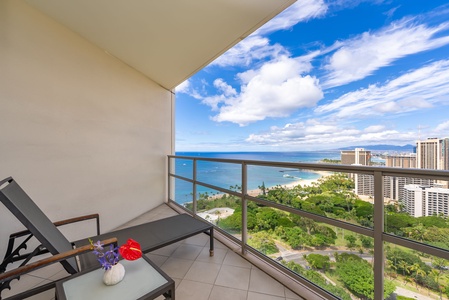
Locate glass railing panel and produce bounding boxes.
[263,213,381,299]
[171,158,193,180]
[384,176,449,250]
[171,178,193,211]
[194,190,242,240]
[246,165,309,192]
[249,165,333,191]
[384,242,448,299]
[196,160,242,192]
[248,168,375,229]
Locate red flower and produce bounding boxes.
[119,239,142,261]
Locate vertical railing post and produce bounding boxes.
[193,159,197,216]
[241,162,248,255]
[373,171,384,300]
[167,156,172,201]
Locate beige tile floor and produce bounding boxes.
[2,204,304,300]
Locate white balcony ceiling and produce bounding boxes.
[25,0,295,90]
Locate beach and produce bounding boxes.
[193,170,332,219]
[174,151,342,201]
[215,170,332,198]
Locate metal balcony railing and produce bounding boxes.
[167,155,449,300]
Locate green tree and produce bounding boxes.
[409,263,426,290]
[258,181,267,196]
[345,235,357,250]
[398,260,411,277]
[384,213,416,235]
[386,247,429,276]
[275,226,307,249]
[254,207,282,231]
[354,200,374,220]
[359,235,373,249]
[247,231,278,255]
[336,257,395,299]
[305,253,330,270]
[433,257,448,270]
[283,261,352,300]
[430,269,445,300]
[385,259,397,279]
[417,215,449,228]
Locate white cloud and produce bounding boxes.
[201,79,237,111]
[213,79,237,97]
[246,121,415,149]
[435,120,449,132]
[255,0,328,35]
[364,125,386,133]
[316,59,449,118]
[323,18,449,87]
[383,6,401,18]
[175,79,203,100]
[202,56,323,126]
[211,36,289,67]
[175,80,190,93]
[210,0,327,68]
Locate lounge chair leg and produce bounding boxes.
[209,228,214,256]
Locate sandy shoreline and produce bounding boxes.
[202,170,333,199]
[246,170,332,197]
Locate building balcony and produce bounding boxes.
[2,156,449,300]
[166,155,449,300]
[2,1,449,300]
[1,204,303,300]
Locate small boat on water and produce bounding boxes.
[283,174,296,179]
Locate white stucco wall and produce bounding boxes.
[0,0,173,256]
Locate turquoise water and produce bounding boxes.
[173,151,340,204]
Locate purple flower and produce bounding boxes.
[90,240,119,270]
[93,240,104,251]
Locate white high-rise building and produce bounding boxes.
[403,184,449,217]
[402,185,425,217]
[425,187,449,217]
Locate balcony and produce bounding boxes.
[2,203,303,300]
[2,156,448,300]
[168,155,449,300]
[2,1,449,300]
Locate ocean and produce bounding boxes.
[173,151,341,204]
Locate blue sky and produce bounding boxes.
[175,0,449,152]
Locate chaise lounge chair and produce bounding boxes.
[0,176,213,299]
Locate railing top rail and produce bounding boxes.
[168,155,449,180]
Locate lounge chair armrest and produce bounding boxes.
[2,214,101,270]
[53,213,101,235]
[9,213,101,239]
[0,237,117,283]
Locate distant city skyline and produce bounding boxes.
[175,0,449,152]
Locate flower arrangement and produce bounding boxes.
[119,238,142,261]
[90,238,142,270]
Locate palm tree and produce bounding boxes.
[397,260,413,286]
[429,269,444,300]
[344,192,354,213]
[258,182,266,196]
[411,224,426,242]
[398,260,409,277]
[432,257,448,270]
[409,263,426,290]
[385,259,397,279]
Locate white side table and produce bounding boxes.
[56,256,174,299]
